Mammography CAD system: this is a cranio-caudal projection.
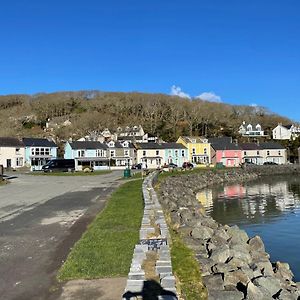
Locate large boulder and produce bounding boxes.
[246,281,270,300]
[230,244,251,262]
[202,274,224,291]
[224,270,250,287]
[191,226,214,240]
[273,261,294,282]
[227,226,249,245]
[248,235,265,253]
[210,245,231,264]
[208,290,244,300]
[253,276,282,297]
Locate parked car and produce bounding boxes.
[42,159,75,172]
[168,163,178,169]
[263,161,278,165]
[182,162,194,169]
[131,163,142,170]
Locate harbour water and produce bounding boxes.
[197,175,300,281]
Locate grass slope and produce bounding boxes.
[58,179,143,280]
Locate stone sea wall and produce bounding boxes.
[158,165,300,300]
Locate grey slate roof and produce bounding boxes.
[211,143,241,151]
[135,143,163,150]
[240,143,262,150]
[69,141,107,150]
[23,138,57,147]
[208,137,232,144]
[0,137,24,147]
[260,142,285,149]
[160,143,187,149]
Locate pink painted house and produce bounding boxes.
[209,137,242,167]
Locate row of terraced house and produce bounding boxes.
[0,135,290,171]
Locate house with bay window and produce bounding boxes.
[106,140,135,169]
[240,143,264,165]
[260,142,287,164]
[0,137,25,169]
[177,136,211,165]
[163,143,188,167]
[64,141,108,171]
[23,138,57,171]
[209,137,242,167]
[135,143,164,169]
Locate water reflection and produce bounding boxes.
[198,175,300,281]
[197,177,300,224]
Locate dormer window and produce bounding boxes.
[247,124,253,132]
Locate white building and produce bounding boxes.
[238,122,265,137]
[272,124,300,140]
[0,137,25,169]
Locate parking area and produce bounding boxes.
[0,172,122,300]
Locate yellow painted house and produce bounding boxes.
[177,136,211,165]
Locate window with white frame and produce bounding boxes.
[204,148,207,155]
[267,150,270,156]
[96,149,105,157]
[78,150,85,157]
[181,150,185,157]
[16,148,21,155]
[175,150,178,156]
[192,148,196,155]
[16,157,23,166]
[156,150,159,156]
[124,149,129,156]
[143,150,146,156]
[278,150,281,155]
[110,150,115,157]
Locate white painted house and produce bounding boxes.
[238,122,265,137]
[0,137,25,169]
[272,124,300,140]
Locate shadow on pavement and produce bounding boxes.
[122,280,177,300]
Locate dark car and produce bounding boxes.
[168,163,178,169]
[42,159,75,172]
[182,162,194,169]
[263,161,278,165]
[131,163,142,170]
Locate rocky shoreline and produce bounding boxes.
[158,165,300,300]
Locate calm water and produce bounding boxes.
[197,175,300,282]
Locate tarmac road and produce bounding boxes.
[0,172,122,300]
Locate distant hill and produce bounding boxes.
[0,90,293,142]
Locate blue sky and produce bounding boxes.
[0,0,299,122]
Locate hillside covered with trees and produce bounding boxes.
[0,90,293,143]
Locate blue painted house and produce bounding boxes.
[23,138,58,171]
[64,141,109,171]
[162,143,188,167]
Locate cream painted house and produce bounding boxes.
[135,143,164,169]
[260,142,287,164]
[0,137,25,169]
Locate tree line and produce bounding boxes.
[0,90,293,142]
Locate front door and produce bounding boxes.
[6,159,11,168]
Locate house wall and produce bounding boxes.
[164,148,188,167]
[242,150,264,165]
[176,138,211,163]
[64,142,73,159]
[272,125,291,140]
[136,149,164,169]
[0,146,25,168]
[216,150,242,167]
[25,146,57,170]
[262,149,287,164]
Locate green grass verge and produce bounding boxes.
[30,170,112,176]
[168,226,207,300]
[57,179,143,281]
